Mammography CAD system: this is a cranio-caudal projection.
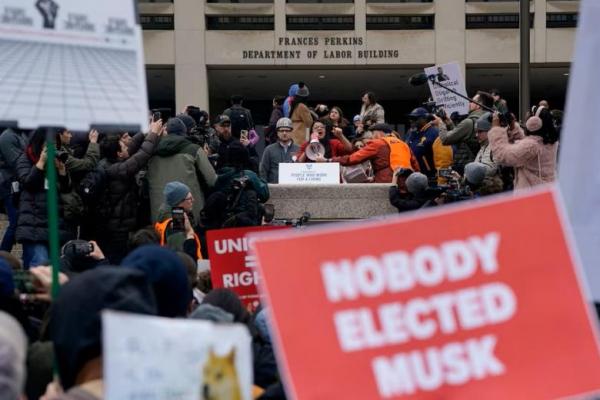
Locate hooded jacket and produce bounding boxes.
[147,135,217,222]
[50,267,157,391]
[15,150,73,243]
[489,125,558,190]
[0,128,27,197]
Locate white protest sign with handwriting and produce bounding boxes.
[103,311,253,400]
[278,162,340,184]
[0,0,148,131]
[424,62,470,116]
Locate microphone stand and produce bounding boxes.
[427,75,496,114]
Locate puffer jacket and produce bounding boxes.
[94,133,160,247]
[489,126,558,190]
[15,152,73,243]
[147,135,217,222]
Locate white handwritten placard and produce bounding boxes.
[103,311,253,400]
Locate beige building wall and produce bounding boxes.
[139,0,579,111]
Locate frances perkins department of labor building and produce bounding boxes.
[138,0,579,122]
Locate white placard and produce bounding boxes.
[278,162,340,184]
[424,62,470,116]
[0,0,148,132]
[559,0,600,300]
[103,311,253,400]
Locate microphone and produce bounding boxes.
[408,72,431,86]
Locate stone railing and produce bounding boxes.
[267,183,398,221]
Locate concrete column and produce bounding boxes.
[274,0,286,37]
[434,0,466,78]
[355,0,367,37]
[174,0,209,112]
[533,0,547,63]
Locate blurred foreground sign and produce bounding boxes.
[103,311,253,400]
[424,61,469,116]
[559,0,600,301]
[252,187,600,400]
[207,225,289,312]
[0,0,148,132]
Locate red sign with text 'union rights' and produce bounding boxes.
[251,187,600,400]
[207,225,288,312]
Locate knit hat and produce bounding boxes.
[166,117,187,136]
[353,114,361,123]
[50,267,157,390]
[176,113,196,134]
[0,259,14,297]
[0,311,27,399]
[476,113,492,132]
[122,245,190,318]
[406,172,429,195]
[163,181,191,207]
[215,114,231,126]
[190,303,234,323]
[464,162,488,186]
[276,117,293,130]
[296,82,309,97]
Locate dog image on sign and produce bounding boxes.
[203,347,242,400]
[103,311,253,400]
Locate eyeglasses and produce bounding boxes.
[184,195,193,202]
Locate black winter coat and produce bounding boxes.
[94,133,159,245]
[15,153,73,243]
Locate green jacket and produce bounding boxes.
[148,135,217,222]
[60,142,100,222]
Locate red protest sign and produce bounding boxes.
[251,188,600,400]
[207,225,288,312]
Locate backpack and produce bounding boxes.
[228,107,251,136]
[77,162,107,207]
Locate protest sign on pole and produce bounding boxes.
[103,311,253,400]
[0,0,148,132]
[559,0,600,301]
[252,187,600,400]
[207,225,289,312]
[424,62,470,116]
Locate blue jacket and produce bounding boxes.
[406,124,439,177]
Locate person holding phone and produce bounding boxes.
[154,181,203,261]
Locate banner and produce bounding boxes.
[252,188,600,399]
[559,0,600,301]
[424,62,469,116]
[207,225,289,312]
[103,311,253,400]
[0,0,148,132]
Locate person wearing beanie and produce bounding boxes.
[472,112,499,175]
[49,267,157,398]
[147,113,217,223]
[463,162,488,186]
[290,82,314,145]
[283,83,299,118]
[154,182,203,261]
[175,113,196,135]
[406,172,429,196]
[165,117,187,136]
[121,245,190,318]
[0,311,27,400]
[463,161,504,196]
[259,117,300,183]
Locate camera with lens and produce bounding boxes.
[232,176,250,191]
[422,101,447,120]
[55,150,70,163]
[487,111,515,128]
[62,240,94,259]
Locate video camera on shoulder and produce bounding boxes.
[422,101,447,121]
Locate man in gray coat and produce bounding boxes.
[259,118,300,183]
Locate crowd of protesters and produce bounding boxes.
[0,80,561,399]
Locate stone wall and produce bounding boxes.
[267,183,398,221]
